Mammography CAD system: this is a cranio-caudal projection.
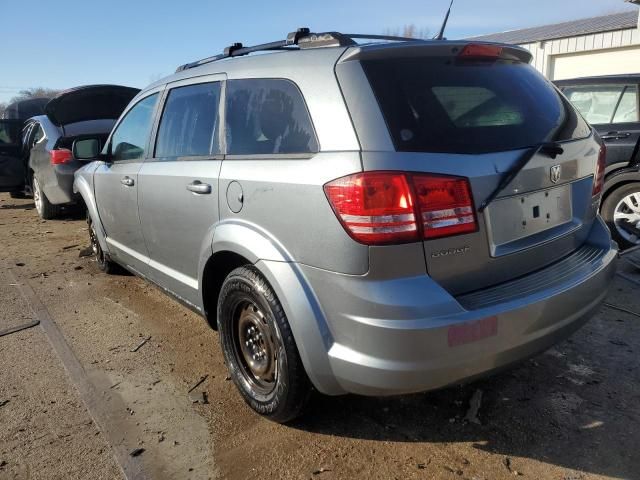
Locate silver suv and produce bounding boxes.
[74,30,618,422]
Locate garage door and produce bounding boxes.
[551,46,640,80]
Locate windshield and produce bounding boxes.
[362,57,590,154]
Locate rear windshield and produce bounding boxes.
[362,57,590,154]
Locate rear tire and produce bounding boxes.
[601,182,640,250]
[217,266,311,423]
[87,212,117,274]
[33,176,61,220]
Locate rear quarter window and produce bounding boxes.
[225,79,318,155]
[362,57,590,154]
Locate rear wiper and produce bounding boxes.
[478,142,564,212]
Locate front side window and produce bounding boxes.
[225,79,318,155]
[111,93,158,161]
[562,85,631,125]
[155,82,221,159]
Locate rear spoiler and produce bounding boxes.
[339,41,533,64]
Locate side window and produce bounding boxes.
[155,82,221,159]
[612,88,639,124]
[225,79,318,155]
[111,93,159,162]
[32,123,45,145]
[563,85,624,125]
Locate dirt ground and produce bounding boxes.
[1,192,639,480]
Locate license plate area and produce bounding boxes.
[485,184,573,256]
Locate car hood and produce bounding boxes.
[44,85,140,127]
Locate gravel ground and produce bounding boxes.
[0,192,639,480]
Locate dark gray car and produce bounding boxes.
[0,98,49,197]
[557,75,640,248]
[75,30,618,422]
[22,85,139,218]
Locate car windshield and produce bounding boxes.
[362,57,591,154]
[0,120,21,145]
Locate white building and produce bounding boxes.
[470,3,640,80]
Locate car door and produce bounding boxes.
[137,76,224,309]
[563,83,640,169]
[0,119,25,192]
[94,92,160,275]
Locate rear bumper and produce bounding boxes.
[41,162,82,205]
[296,217,617,396]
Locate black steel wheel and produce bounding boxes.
[218,266,311,423]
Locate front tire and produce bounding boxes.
[601,182,640,250]
[33,176,61,219]
[218,266,311,423]
[87,212,117,274]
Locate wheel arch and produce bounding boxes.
[202,221,342,394]
[73,168,109,254]
[602,168,640,205]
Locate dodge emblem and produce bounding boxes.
[550,164,561,184]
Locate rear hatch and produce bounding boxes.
[44,84,140,127]
[338,42,602,295]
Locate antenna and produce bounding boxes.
[434,0,454,40]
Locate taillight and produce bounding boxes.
[458,44,503,59]
[592,144,606,197]
[323,172,418,245]
[50,148,73,165]
[413,174,477,239]
[324,172,477,245]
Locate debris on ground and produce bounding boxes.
[0,400,9,408]
[312,467,331,475]
[0,320,40,338]
[130,336,151,353]
[464,389,483,425]
[603,302,640,319]
[78,247,93,258]
[129,448,145,457]
[503,457,523,476]
[189,391,209,405]
[62,244,79,251]
[187,374,209,393]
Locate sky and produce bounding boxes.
[1,0,638,103]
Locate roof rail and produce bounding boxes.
[175,28,423,72]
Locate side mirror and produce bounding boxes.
[72,138,101,160]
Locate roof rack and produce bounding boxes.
[175,28,422,72]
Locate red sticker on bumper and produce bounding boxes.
[448,316,498,347]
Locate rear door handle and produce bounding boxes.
[602,132,632,140]
[186,180,212,194]
[121,176,134,187]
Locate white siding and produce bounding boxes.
[520,26,640,79]
[551,45,640,79]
